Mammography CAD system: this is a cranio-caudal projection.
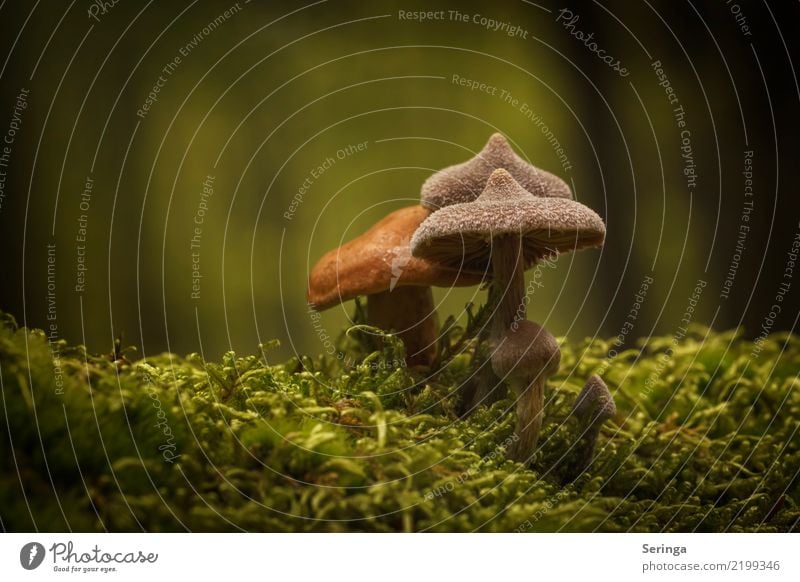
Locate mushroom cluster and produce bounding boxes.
[307,205,484,365]
[308,133,615,465]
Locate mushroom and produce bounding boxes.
[490,320,560,462]
[412,168,605,336]
[307,205,484,366]
[411,169,606,332]
[560,375,617,483]
[419,138,577,415]
[411,168,606,454]
[421,133,572,211]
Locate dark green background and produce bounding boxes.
[1,0,797,361]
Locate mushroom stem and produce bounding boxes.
[490,233,526,339]
[464,235,526,413]
[508,375,546,462]
[367,286,438,366]
[488,233,550,458]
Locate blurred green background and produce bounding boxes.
[1,0,798,361]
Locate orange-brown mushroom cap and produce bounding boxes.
[307,205,485,311]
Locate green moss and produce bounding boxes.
[0,312,797,532]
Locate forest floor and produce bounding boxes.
[1,308,798,532]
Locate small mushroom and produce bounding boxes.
[307,205,484,366]
[421,132,572,210]
[560,375,617,483]
[411,169,605,453]
[490,320,560,462]
[573,375,617,426]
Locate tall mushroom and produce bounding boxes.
[307,205,484,366]
[411,169,606,457]
[419,135,575,414]
[412,168,606,335]
[421,133,572,210]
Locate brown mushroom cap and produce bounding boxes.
[307,205,485,311]
[573,375,616,424]
[411,169,606,271]
[491,320,561,380]
[421,133,572,210]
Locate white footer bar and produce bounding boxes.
[0,533,795,581]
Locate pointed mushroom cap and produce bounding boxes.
[421,133,572,210]
[411,169,606,271]
[491,320,561,380]
[572,375,617,424]
[307,205,485,311]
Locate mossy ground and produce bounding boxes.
[0,308,798,532]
